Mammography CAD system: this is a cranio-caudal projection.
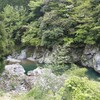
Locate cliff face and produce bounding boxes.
[81,45,100,73]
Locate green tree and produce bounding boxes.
[59,76,100,100]
[1,5,27,45]
[0,0,29,11]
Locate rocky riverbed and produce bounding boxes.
[6,45,100,73]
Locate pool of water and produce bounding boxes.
[6,59,44,74]
[20,60,43,74]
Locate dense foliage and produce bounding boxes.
[0,0,29,11]
[59,76,100,100]
[22,0,100,46]
[0,0,100,57]
[0,0,100,98]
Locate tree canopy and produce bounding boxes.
[0,0,100,56]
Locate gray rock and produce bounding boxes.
[93,53,100,73]
[52,45,83,64]
[26,68,66,92]
[5,63,25,77]
[6,56,21,63]
[81,45,100,73]
[18,49,27,60]
[0,64,26,92]
[27,48,53,64]
[27,67,43,76]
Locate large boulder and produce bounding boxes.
[5,63,25,77]
[6,49,27,63]
[0,64,27,92]
[93,53,100,73]
[18,49,27,60]
[81,45,100,73]
[25,68,66,92]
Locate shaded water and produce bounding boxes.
[85,67,100,81]
[20,60,43,74]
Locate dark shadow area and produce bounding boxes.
[85,67,100,81]
[75,62,100,81]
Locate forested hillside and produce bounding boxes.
[0,0,100,100]
[0,0,29,10]
[0,0,100,58]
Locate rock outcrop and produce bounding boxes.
[0,64,26,92]
[52,45,83,64]
[0,64,66,93]
[51,44,100,73]
[5,63,25,77]
[6,49,27,63]
[81,45,100,73]
[25,67,66,92]
[93,53,100,73]
[18,49,27,60]
[6,56,21,63]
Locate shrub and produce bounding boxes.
[58,76,100,100]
